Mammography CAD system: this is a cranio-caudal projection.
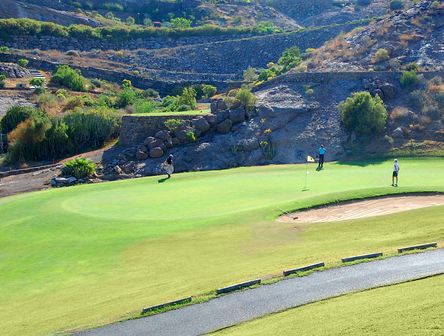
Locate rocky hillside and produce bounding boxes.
[305,0,444,72]
[0,0,101,26]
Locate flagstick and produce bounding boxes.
[303,162,309,191]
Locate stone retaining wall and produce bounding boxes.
[0,34,255,52]
[119,115,199,146]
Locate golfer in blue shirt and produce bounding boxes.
[318,145,326,169]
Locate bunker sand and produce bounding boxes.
[278,195,444,223]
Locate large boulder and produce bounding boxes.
[192,117,211,134]
[204,114,218,126]
[144,137,164,149]
[379,83,396,100]
[216,119,232,134]
[136,150,149,160]
[149,147,164,158]
[210,99,227,113]
[155,130,171,142]
[216,110,230,123]
[229,108,246,124]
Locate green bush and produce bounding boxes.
[63,108,120,150]
[51,65,87,91]
[339,91,387,136]
[278,47,302,72]
[17,59,29,68]
[4,107,120,163]
[202,84,217,98]
[30,77,45,88]
[400,71,420,90]
[1,106,42,134]
[170,18,192,29]
[236,88,257,112]
[133,99,157,114]
[5,109,52,163]
[62,157,96,179]
[177,87,197,109]
[115,88,136,108]
[374,48,389,63]
[164,119,183,132]
[185,130,196,142]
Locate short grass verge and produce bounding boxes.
[214,274,444,336]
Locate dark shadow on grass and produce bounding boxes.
[336,157,388,167]
[158,177,169,183]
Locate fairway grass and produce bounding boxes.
[215,275,444,336]
[1,158,444,335]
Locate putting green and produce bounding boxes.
[1,158,444,335]
[215,275,444,336]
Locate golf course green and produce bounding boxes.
[215,275,444,336]
[1,158,444,335]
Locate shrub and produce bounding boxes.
[63,108,120,150]
[374,48,389,63]
[164,119,183,132]
[400,71,420,90]
[115,88,136,108]
[121,79,132,88]
[141,88,159,98]
[236,88,257,112]
[390,0,404,10]
[278,47,302,72]
[177,87,197,109]
[202,84,217,99]
[0,46,9,52]
[5,110,52,163]
[126,16,135,25]
[170,18,192,29]
[177,104,191,112]
[29,77,45,88]
[243,66,258,84]
[62,157,96,179]
[133,99,157,114]
[339,91,387,136]
[185,130,196,142]
[51,65,87,91]
[17,58,29,68]
[1,106,43,134]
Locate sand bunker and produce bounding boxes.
[278,195,444,223]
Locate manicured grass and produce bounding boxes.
[1,158,444,335]
[215,275,444,336]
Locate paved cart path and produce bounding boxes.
[76,249,444,336]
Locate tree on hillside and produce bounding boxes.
[278,47,302,72]
[339,91,387,136]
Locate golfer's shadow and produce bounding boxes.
[316,166,322,172]
[158,177,169,183]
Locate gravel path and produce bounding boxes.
[279,195,444,223]
[76,249,444,336]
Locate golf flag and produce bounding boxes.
[307,155,315,163]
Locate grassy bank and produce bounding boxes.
[1,158,444,335]
[215,274,444,336]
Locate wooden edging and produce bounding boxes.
[398,242,437,254]
[341,252,383,263]
[283,262,325,277]
[216,279,261,295]
[141,297,192,315]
